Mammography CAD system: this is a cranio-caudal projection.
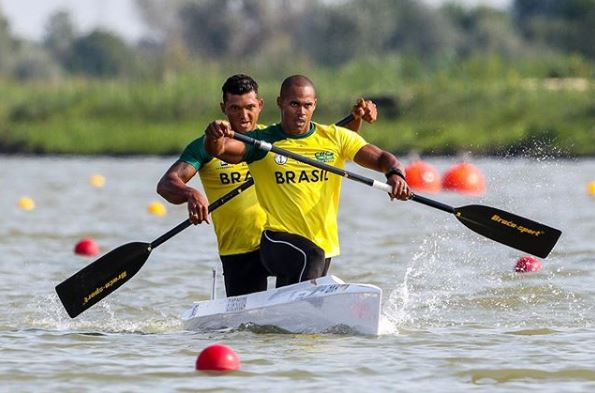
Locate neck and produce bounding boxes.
[281,121,311,135]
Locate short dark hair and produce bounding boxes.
[222,74,259,102]
[280,75,315,97]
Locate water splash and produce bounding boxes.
[24,294,183,334]
[380,215,592,331]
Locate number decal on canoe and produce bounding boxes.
[225,297,247,312]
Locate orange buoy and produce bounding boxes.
[442,162,486,195]
[514,255,542,273]
[196,344,241,372]
[74,238,100,257]
[405,160,441,193]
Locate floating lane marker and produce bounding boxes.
[17,196,35,211]
[89,174,106,188]
[147,201,167,216]
[442,162,486,195]
[196,344,241,372]
[74,238,100,257]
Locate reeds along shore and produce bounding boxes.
[1,57,593,157]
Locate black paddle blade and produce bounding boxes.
[454,204,562,258]
[55,242,151,318]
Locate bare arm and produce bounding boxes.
[156,161,210,224]
[342,98,378,133]
[203,120,247,163]
[353,144,410,201]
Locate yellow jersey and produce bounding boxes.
[179,133,266,256]
[243,122,367,258]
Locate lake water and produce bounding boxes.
[1,155,593,392]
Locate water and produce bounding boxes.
[1,156,594,392]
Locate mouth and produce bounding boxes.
[237,121,252,131]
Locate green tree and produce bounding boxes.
[43,10,77,67]
[513,0,595,59]
[13,43,62,80]
[0,7,15,74]
[444,5,524,58]
[299,0,458,65]
[66,30,139,77]
[298,3,364,66]
[177,0,277,58]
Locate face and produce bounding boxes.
[220,91,263,133]
[277,85,317,135]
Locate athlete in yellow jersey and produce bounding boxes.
[204,75,411,288]
[157,74,378,295]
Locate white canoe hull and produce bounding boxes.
[181,276,382,335]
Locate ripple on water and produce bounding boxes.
[2,157,595,392]
[466,368,595,384]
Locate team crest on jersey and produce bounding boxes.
[315,151,334,163]
[274,154,288,165]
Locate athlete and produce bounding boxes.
[204,75,411,288]
[157,74,377,296]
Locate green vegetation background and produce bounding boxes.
[1,55,592,156]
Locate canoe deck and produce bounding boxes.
[181,275,382,335]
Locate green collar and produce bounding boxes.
[278,122,316,139]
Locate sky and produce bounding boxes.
[0,0,147,42]
[0,0,512,43]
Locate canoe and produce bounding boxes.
[181,275,382,335]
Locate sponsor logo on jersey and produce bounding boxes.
[315,151,334,163]
[274,154,288,165]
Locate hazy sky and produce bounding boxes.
[0,0,146,42]
[1,0,512,42]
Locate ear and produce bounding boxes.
[220,102,226,114]
[258,98,264,109]
[276,96,282,109]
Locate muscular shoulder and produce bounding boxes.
[179,135,213,170]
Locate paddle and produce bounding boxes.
[334,113,354,127]
[55,178,255,318]
[231,132,562,258]
[55,113,356,318]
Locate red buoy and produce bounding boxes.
[405,160,441,193]
[196,344,240,372]
[442,162,486,195]
[514,256,543,273]
[74,238,100,257]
